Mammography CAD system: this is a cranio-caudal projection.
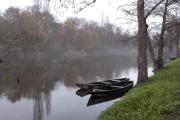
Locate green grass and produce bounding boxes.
[98,59,180,120]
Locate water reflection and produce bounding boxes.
[0,55,153,120]
[76,88,129,106]
[87,93,126,106]
[76,88,89,97]
[33,93,51,120]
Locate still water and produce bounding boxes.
[0,56,153,120]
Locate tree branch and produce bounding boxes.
[75,0,96,13]
[145,0,165,19]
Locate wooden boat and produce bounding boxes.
[76,81,130,97]
[86,81,133,97]
[76,78,129,90]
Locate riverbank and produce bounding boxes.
[98,58,180,120]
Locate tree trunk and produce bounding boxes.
[176,34,180,57]
[146,30,158,71]
[137,0,148,83]
[145,24,158,70]
[175,20,180,57]
[157,0,168,69]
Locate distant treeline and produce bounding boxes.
[0,7,137,60]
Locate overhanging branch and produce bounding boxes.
[145,0,165,19]
[75,0,96,13]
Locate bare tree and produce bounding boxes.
[156,0,169,68]
[124,0,180,70]
[137,0,148,82]
[151,0,180,68]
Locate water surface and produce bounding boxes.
[0,56,153,120]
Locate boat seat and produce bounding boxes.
[93,89,110,92]
[100,82,112,85]
[110,80,124,82]
[110,85,124,88]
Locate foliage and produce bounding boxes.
[0,7,51,54]
[0,7,136,59]
[98,58,180,120]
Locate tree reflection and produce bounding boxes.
[33,95,44,120]
[33,93,51,120]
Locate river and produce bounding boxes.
[0,55,153,120]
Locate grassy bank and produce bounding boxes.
[98,59,180,120]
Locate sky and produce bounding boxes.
[0,0,137,31]
[0,0,33,10]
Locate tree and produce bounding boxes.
[157,0,169,68]
[137,0,148,82]
[147,0,180,68]
[124,0,180,70]
[2,7,48,54]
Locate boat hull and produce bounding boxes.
[87,82,133,97]
[76,78,130,90]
